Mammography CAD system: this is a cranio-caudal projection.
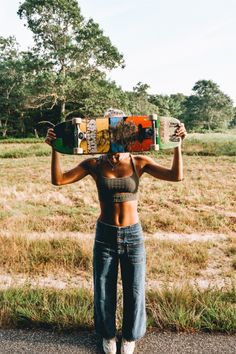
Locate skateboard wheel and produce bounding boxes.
[73,147,83,154]
[72,118,82,124]
[149,114,157,121]
[151,144,159,151]
[78,132,84,140]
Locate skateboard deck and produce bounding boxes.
[51,115,181,155]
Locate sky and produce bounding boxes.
[1,0,236,103]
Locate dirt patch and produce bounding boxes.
[0,231,231,242]
[0,272,235,291]
[149,232,229,242]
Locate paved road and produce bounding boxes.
[0,329,235,354]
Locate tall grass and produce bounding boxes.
[0,236,211,280]
[1,234,236,289]
[1,284,236,333]
[146,283,236,333]
[0,287,94,330]
[0,236,92,275]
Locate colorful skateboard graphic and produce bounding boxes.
[52,115,181,155]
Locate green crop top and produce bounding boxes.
[96,154,139,203]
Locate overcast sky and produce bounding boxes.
[1,0,236,103]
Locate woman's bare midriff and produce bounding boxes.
[98,200,139,226]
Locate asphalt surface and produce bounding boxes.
[0,329,236,354]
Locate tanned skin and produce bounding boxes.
[45,123,187,226]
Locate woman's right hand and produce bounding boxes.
[45,128,56,146]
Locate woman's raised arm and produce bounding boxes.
[139,123,187,182]
[45,128,90,186]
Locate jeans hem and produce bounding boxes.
[122,331,146,342]
[95,331,117,340]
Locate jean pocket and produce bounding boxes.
[94,240,116,261]
[95,239,110,247]
[127,243,146,264]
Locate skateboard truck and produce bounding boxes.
[72,117,84,154]
[149,114,160,151]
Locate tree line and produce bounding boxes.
[0,0,235,138]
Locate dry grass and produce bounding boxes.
[0,236,92,275]
[0,236,208,279]
[145,239,209,278]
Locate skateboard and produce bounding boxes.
[42,115,181,155]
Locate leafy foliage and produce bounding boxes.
[149,93,187,118]
[0,37,27,136]
[17,0,124,121]
[184,80,234,131]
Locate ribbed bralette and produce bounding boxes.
[96,154,139,203]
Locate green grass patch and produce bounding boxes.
[0,138,44,144]
[146,283,236,333]
[0,287,94,330]
[183,132,236,156]
[1,284,236,333]
[0,144,50,158]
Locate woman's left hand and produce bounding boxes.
[176,122,187,141]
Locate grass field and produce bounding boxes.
[0,133,236,332]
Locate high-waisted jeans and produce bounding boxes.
[93,220,146,341]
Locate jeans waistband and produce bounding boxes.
[97,219,140,230]
[96,220,143,244]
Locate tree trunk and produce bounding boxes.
[1,118,8,137]
[60,64,66,122]
[34,129,39,138]
[19,112,25,135]
[60,100,66,122]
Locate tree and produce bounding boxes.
[229,107,236,128]
[18,0,125,122]
[149,93,186,118]
[169,93,187,119]
[184,80,234,131]
[126,82,157,115]
[0,37,27,136]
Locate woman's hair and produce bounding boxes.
[104,107,126,118]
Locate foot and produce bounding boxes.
[102,337,117,354]
[121,339,135,354]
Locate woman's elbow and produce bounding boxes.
[51,179,62,186]
[175,176,184,182]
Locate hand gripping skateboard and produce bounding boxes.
[44,115,181,155]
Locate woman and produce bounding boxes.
[45,120,187,354]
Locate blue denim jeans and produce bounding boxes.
[93,220,146,341]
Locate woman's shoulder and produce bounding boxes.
[132,155,158,169]
[79,156,98,169]
[132,154,155,165]
[80,156,104,174]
